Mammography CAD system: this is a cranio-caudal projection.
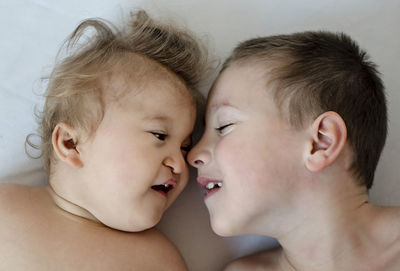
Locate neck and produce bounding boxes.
[268,175,376,270]
[279,202,371,270]
[47,185,101,224]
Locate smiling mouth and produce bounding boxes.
[197,177,223,199]
[205,181,222,192]
[203,182,222,199]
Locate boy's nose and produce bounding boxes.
[187,141,211,168]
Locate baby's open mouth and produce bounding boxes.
[151,184,174,194]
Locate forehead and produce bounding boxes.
[102,56,193,108]
[112,69,195,120]
[98,72,196,139]
[130,78,193,110]
[207,63,272,112]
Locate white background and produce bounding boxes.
[1,1,399,270]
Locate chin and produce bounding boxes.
[107,212,163,232]
[210,215,241,237]
[134,214,163,232]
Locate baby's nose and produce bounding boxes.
[163,153,186,174]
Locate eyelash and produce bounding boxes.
[216,123,233,134]
[152,132,167,141]
[152,132,191,153]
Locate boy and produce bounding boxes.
[0,10,207,270]
[188,31,400,270]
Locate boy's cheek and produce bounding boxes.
[215,136,250,166]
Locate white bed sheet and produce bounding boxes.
[1,1,399,270]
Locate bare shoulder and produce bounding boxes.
[367,205,400,270]
[63,225,188,270]
[388,207,400,267]
[224,247,283,271]
[121,228,188,271]
[0,184,187,270]
[0,183,34,213]
[0,182,27,196]
[66,222,188,270]
[372,205,400,244]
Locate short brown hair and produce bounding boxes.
[28,10,208,174]
[223,31,387,189]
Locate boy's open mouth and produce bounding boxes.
[197,177,223,199]
[205,181,222,192]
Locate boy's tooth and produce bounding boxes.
[206,182,215,189]
[205,182,223,190]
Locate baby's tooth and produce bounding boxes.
[217,182,222,188]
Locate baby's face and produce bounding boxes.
[78,74,195,232]
[188,63,306,236]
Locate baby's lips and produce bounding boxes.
[163,178,177,187]
[151,178,177,194]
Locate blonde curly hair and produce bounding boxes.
[28,10,208,174]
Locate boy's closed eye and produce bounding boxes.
[215,123,234,135]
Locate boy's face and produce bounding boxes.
[188,63,307,236]
[77,73,196,232]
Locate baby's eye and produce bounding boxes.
[152,132,168,141]
[215,123,234,136]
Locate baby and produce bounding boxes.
[188,31,400,270]
[0,10,207,270]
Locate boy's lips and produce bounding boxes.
[151,179,177,196]
[197,177,223,199]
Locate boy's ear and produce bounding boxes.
[305,111,347,172]
[52,122,83,168]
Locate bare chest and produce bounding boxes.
[0,212,164,270]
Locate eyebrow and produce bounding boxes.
[209,100,239,111]
[142,114,172,123]
[206,101,241,124]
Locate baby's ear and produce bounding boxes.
[305,111,347,172]
[52,122,83,168]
